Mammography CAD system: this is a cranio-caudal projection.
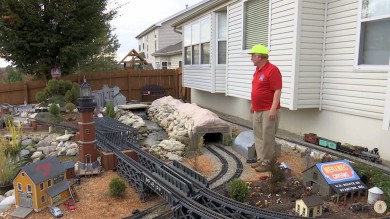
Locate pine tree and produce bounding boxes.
[0,0,120,79]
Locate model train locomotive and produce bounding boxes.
[303,133,382,164]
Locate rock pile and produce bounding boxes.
[147,105,192,145]
[13,133,78,162]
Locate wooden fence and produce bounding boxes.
[0,68,190,105]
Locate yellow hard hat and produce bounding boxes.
[248,44,268,55]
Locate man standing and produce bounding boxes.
[248,44,282,172]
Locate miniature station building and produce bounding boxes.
[302,160,368,202]
[295,195,323,218]
[76,78,102,176]
[13,157,73,212]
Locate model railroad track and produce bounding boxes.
[38,116,308,219]
[218,117,390,175]
[122,201,171,219]
[206,143,243,191]
[277,135,390,175]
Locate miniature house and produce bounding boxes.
[62,160,75,179]
[13,157,72,212]
[302,160,367,202]
[295,195,323,217]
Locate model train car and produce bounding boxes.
[303,133,382,164]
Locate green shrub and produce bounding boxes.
[109,177,126,197]
[46,80,60,95]
[4,115,13,126]
[228,178,249,202]
[65,103,76,112]
[49,104,60,116]
[106,101,115,118]
[35,91,47,103]
[48,95,65,107]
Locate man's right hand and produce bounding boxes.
[250,106,254,114]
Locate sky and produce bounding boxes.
[0,0,204,68]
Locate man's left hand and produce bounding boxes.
[269,109,277,120]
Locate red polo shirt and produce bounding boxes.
[251,61,282,111]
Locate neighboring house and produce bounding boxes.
[295,195,323,218]
[171,0,390,160]
[152,41,183,69]
[302,160,367,199]
[13,157,72,212]
[135,0,208,69]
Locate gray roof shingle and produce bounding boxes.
[21,157,66,184]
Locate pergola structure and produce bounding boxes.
[119,49,153,69]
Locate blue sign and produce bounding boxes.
[316,160,360,184]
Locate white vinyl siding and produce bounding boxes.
[322,0,388,119]
[182,15,214,92]
[270,0,296,109]
[227,1,254,99]
[298,0,326,108]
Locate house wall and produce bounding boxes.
[226,0,296,109]
[13,171,35,208]
[322,0,388,120]
[138,31,157,68]
[298,0,326,108]
[159,20,182,50]
[182,13,214,92]
[170,54,182,69]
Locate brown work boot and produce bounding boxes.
[255,162,270,172]
[251,161,262,168]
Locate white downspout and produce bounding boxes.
[382,57,390,130]
[319,0,328,111]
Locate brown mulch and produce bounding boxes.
[3,171,160,219]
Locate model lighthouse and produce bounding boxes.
[77,78,100,175]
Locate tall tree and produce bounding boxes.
[0,0,120,79]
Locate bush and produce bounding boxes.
[106,101,115,118]
[65,102,76,112]
[35,91,47,103]
[49,104,60,116]
[4,115,13,126]
[228,178,249,202]
[109,177,126,197]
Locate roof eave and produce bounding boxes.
[171,0,227,28]
[152,50,182,56]
[135,24,161,39]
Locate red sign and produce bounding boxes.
[320,161,354,181]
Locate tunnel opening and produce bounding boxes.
[202,133,223,144]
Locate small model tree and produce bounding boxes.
[49,104,60,116]
[109,177,126,198]
[228,178,249,202]
[106,101,115,118]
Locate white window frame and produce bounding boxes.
[18,183,22,191]
[27,184,32,193]
[216,12,227,65]
[183,15,211,66]
[162,62,168,69]
[241,0,271,53]
[354,0,390,71]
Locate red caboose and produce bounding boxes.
[304,133,318,145]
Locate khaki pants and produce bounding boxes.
[252,110,280,163]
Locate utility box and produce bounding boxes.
[232,130,280,163]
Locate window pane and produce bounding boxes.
[218,13,227,40]
[201,18,211,42]
[192,45,200,64]
[359,18,390,65]
[244,0,269,49]
[191,22,200,44]
[218,41,227,64]
[184,25,191,46]
[201,43,210,64]
[184,47,191,65]
[362,0,390,18]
